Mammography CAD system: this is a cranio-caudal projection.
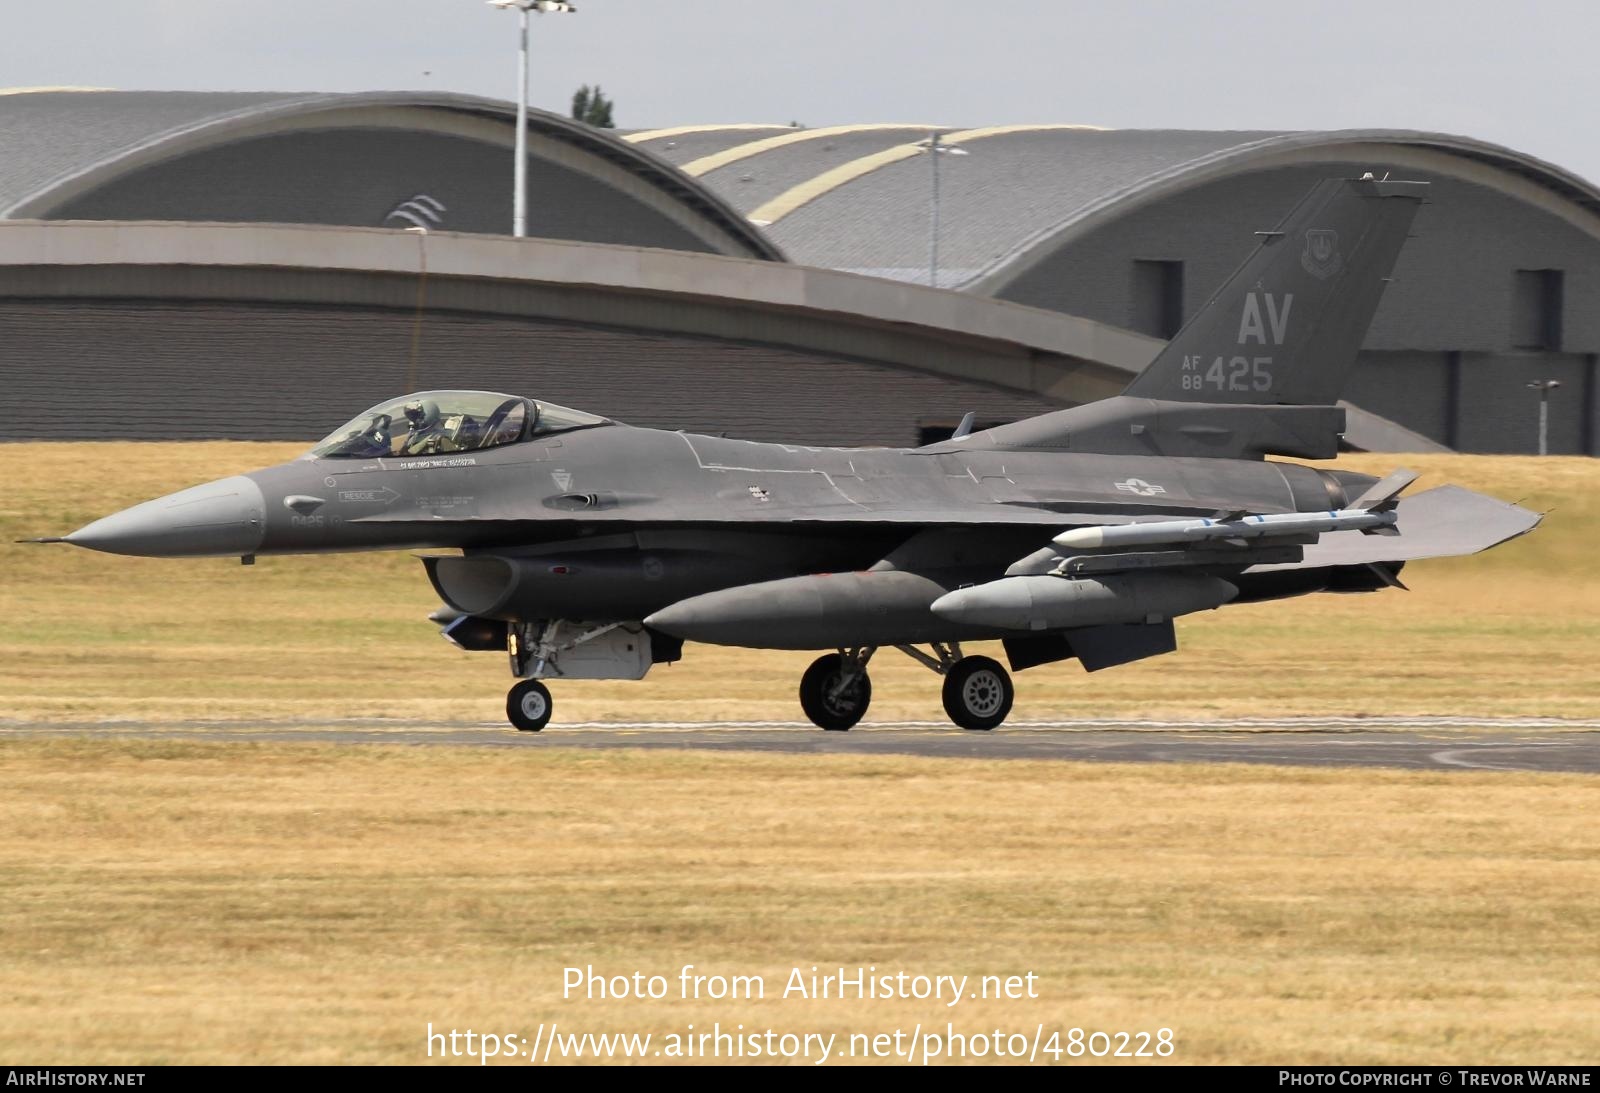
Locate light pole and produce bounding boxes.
[1525,379,1562,455]
[404,225,429,394]
[915,131,967,289]
[487,0,576,238]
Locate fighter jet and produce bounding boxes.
[37,176,1539,732]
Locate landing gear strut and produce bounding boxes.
[799,648,875,731]
[501,619,653,732]
[507,678,553,732]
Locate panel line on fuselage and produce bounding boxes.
[674,432,872,510]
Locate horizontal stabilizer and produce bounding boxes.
[1247,486,1540,572]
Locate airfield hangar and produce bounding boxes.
[1,89,1597,455]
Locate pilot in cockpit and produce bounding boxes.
[310,391,607,460]
[401,398,455,455]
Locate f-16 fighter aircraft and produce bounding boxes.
[39,176,1539,732]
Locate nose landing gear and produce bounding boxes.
[507,678,553,732]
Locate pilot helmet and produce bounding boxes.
[402,398,440,430]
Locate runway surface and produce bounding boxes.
[4,717,1597,773]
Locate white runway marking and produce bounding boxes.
[5,716,1599,733]
[1428,743,1580,772]
[557,716,1600,732]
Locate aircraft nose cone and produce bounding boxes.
[66,475,267,557]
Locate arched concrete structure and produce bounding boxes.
[0,90,781,261]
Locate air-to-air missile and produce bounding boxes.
[928,504,1401,631]
[1050,506,1398,552]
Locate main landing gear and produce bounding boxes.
[797,643,1016,733]
[798,649,875,731]
[940,655,1014,731]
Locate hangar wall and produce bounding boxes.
[0,299,1060,447]
[998,165,1600,453]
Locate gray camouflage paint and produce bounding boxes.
[42,178,1542,728]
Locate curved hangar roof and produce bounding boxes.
[0,89,780,260]
[625,123,1600,289]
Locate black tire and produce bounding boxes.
[799,653,872,731]
[507,679,553,732]
[942,655,1014,731]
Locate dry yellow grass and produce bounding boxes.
[0,740,1594,1065]
[1,444,1595,723]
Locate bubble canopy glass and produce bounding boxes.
[310,390,608,459]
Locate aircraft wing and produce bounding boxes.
[1246,485,1541,572]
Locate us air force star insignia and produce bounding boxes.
[1301,229,1342,280]
[1114,478,1167,497]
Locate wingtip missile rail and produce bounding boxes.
[1052,507,1398,552]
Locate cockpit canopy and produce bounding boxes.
[310,390,608,459]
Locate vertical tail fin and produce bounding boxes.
[1123,176,1426,406]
